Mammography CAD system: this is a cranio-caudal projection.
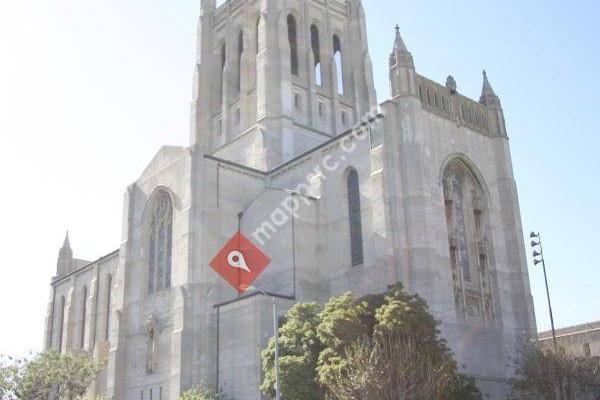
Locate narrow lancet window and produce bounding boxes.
[288,15,299,76]
[80,285,87,349]
[311,25,322,86]
[105,274,112,340]
[58,295,65,353]
[219,43,226,106]
[333,35,344,95]
[347,169,364,266]
[237,31,244,93]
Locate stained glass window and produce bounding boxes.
[148,192,173,294]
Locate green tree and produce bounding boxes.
[179,386,229,400]
[261,283,481,400]
[0,351,103,400]
[512,343,600,399]
[261,302,324,400]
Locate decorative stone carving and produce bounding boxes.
[446,75,457,94]
[146,315,158,374]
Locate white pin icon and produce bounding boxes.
[227,250,251,273]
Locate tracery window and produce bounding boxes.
[443,160,494,322]
[148,192,173,294]
[347,169,364,266]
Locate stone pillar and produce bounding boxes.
[256,0,282,120]
[44,287,55,351]
[191,1,216,146]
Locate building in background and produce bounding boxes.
[43,0,537,399]
[539,322,600,357]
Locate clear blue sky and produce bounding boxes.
[0,0,598,357]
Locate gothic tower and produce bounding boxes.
[191,0,378,170]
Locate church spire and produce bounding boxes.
[63,231,70,248]
[480,70,501,106]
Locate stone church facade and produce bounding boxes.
[43,0,537,399]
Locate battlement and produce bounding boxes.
[416,74,502,137]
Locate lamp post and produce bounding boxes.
[244,285,281,400]
[530,232,558,351]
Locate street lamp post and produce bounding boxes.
[530,232,558,351]
[244,285,281,400]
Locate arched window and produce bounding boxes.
[57,295,65,353]
[443,159,494,322]
[347,169,363,266]
[237,30,244,93]
[105,274,112,340]
[311,24,322,86]
[333,35,344,95]
[148,192,173,294]
[287,15,298,76]
[80,285,87,349]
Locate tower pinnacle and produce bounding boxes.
[480,70,501,106]
[59,231,72,258]
[57,230,73,277]
[393,25,408,53]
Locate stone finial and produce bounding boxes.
[446,75,457,94]
[480,70,501,106]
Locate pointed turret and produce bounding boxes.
[479,70,507,137]
[479,70,501,107]
[393,25,408,54]
[389,25,416,98]
[57,231,73,277]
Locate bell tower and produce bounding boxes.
[190,0,377,170]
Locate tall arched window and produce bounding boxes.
[443,159,494,322]
[237,30,244,93]
[105,274,112,340]
[287,15,298,76]
[333,35,344,95]
[80,285,87,349]
[58,295,65,353]
[347,169,363,266]
[311,24,322,86]
[148,192,173,294]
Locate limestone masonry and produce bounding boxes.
[44,1,537,399]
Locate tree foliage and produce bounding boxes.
[512,343,600,400]
[0,351,103,400]
[179,386,229,400]
[261,283,480,400]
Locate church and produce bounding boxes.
[43,0,537,399]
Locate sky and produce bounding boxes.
[0,0,598,357]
